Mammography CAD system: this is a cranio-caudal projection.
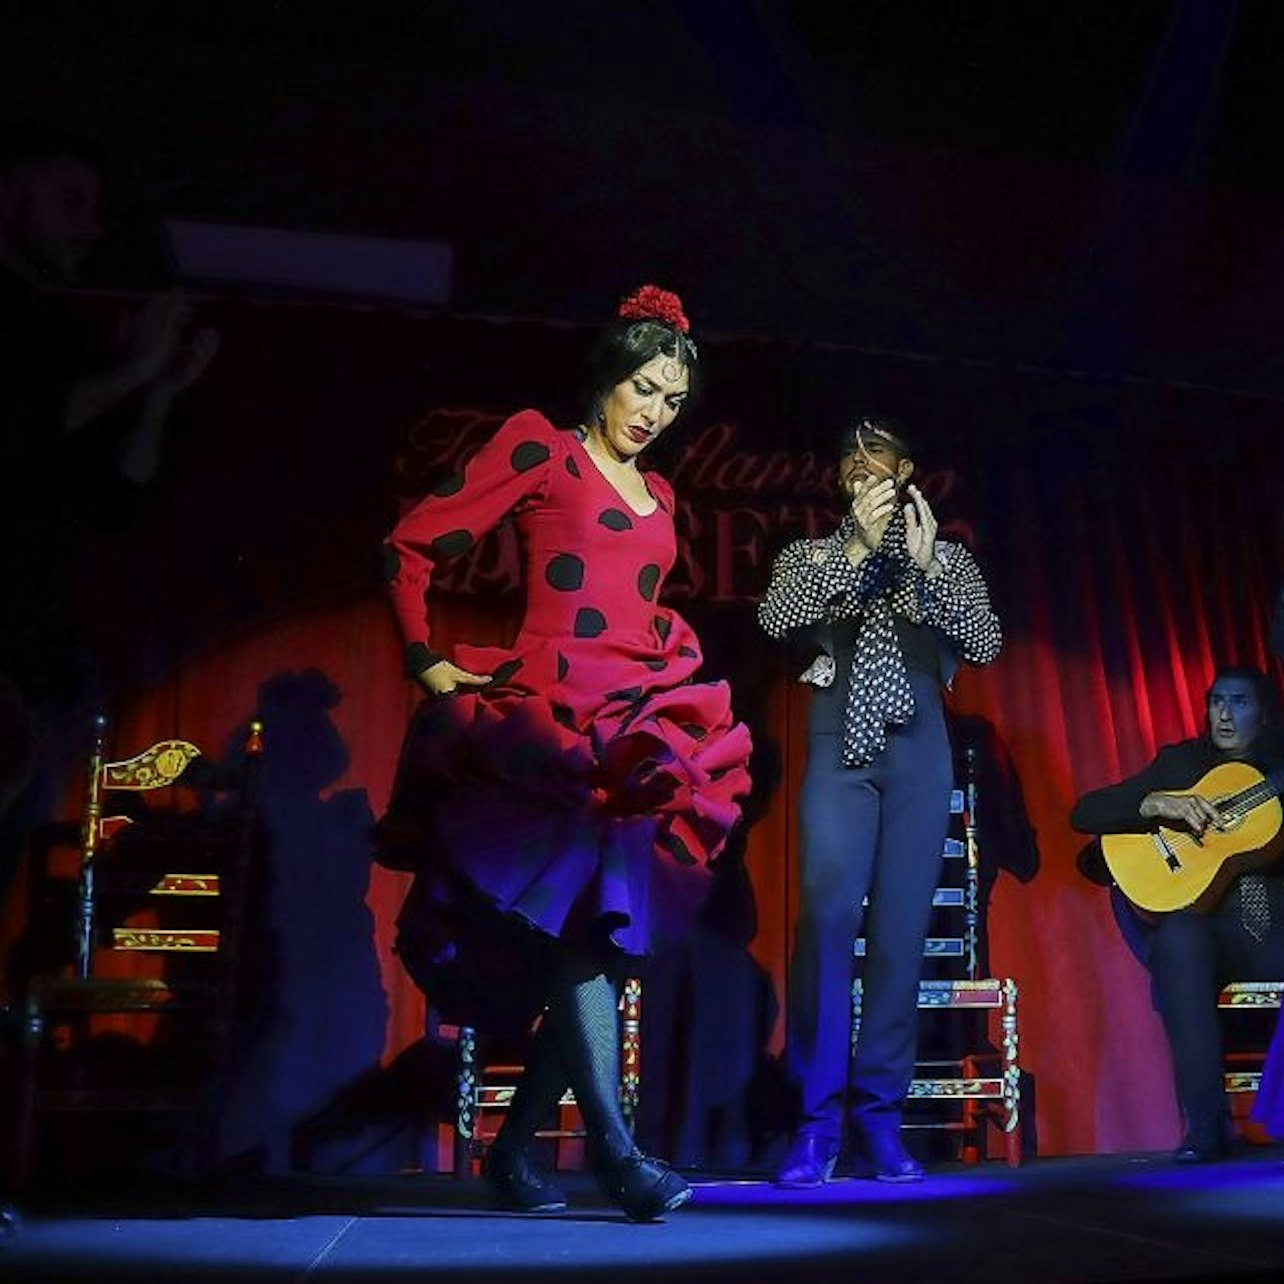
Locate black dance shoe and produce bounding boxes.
[861,1127,925,1183]
[1173,1112,1234,1164]
[481,1146,569,1213]
[774,1132,840,1188]
[1173,1131,1232,1164]
[594,1149,692,1222]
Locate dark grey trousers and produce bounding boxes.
[788,667,953,1141]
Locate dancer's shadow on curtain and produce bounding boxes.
[947,710,1039,978]
[219,669,387,1173]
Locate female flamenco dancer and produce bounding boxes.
[376,285,753,1220]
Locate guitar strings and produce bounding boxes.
[1162,783,1279,851]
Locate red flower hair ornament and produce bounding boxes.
[618,284,690,333]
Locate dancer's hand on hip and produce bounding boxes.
[418,660,493,697]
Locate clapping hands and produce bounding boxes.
[903,483,939,573]
[848,476,899,554]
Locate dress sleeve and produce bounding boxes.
[645,469,676,514]
[756,534,880,640]
[383,409,555,677]
[915,541,1002,666]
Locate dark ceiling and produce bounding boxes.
[8,1,1284,393]
[13,0,1284,188]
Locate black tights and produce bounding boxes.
[493,951,634,1163]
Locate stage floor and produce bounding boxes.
[2,1149,1282,1283]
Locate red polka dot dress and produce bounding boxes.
[377,410,752,1022]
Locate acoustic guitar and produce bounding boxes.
[1101,760,1284,914]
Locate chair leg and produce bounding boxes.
[620,977,641,1131]
[1002,1115,1021,1167]
[11,992,44,1191]
[555,1097,584,1172]
[1000,979,1021,1168]
[959,1054,980,1164]
[454,1026,478,1179]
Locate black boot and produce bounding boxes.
[775,1132,839,1188]
[484,1013,571,1212]
[481,1145,569,1213]
[858,1121,924,1182]
[547,956,691,1221]
[593,1149,692,1222]
[1173,1111,1233,1163]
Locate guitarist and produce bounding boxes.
[1071,665,1284,1162]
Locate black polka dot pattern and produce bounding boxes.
[757,508,1001,767]
[383,412,753,902]
[678,646,698,659]
[545,553,585,592]
[574,608,607,638]
[511,441,551,472]
[667,833,698,866]
[489,658,524,687]
[598,508,633,532]
[431,529,473,559]
[607,686,644,704]
[843,589,912,768]
[432,470,465,498]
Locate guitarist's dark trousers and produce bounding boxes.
[1140,875,1284,1134]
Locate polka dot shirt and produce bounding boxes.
[758,509,1001,765]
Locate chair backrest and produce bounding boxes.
[855,749,984,980]
[83,717,202,858]
[75,714,264,978]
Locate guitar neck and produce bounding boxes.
[1224,768,1284,820]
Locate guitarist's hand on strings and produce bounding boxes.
[1139,791,1224,837]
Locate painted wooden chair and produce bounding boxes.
[1219,980,1282,1137]
[851,751,1023,1166]
[12,714,264,1187]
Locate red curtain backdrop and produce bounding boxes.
[18,297,1280,1166]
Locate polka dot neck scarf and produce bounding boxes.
[839,509,917,767]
